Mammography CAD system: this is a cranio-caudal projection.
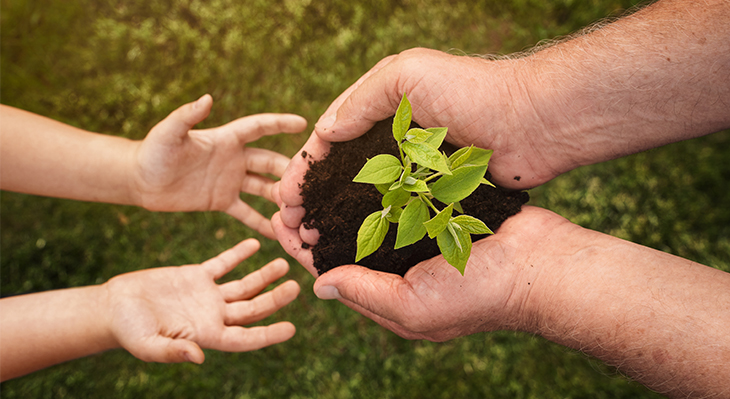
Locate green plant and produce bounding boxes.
[353,93,495,274]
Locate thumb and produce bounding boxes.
[313,265,412,323]
[127,336,206,364]
[314,55,399,143]
[159,94,213,138]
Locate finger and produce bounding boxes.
[314,55,398,133]
[126,336,205,364]
[203,238,261,280]
[279,132,331,207]
[225,200,276,239]
[299,223,320,246]
[314,55,406,143]
[280,205,306,229]
[219,258,290,302]
[313,265,415,326]
[240,173,279,202]
[160,94,213,139]
[214,322,296,352]
[271,181,283,207]
[271,212,318,276]
[243,147,292,179]
[225,113,308,144]
[225,280,300,326]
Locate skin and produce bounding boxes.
[0,94,308,238]
[273,0,730,397]
[0,239,300,381]
[0,96,306,380]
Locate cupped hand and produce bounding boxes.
[277,48,574,240]
[132,94,308,238]
[312,48,573,190]
[277,206,576,341]
[102,239,300,364]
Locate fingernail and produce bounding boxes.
[316,114,336,131]
[315,285,341,300]
[193,94,208,109]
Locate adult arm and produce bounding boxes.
[279,0,730,223]
[0,239,300,381]
[294,207,730,399]
[0,95,307,238]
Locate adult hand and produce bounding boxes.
[276,48,565,236]
[103,239,300,364]
[275,206,563,338]
[133,94,307,238]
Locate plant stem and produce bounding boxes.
[424,172,443,183]
[418,192,441,214]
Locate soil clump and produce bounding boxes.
[300,118,529,276]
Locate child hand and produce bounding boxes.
[102,239,300,364]
[132,95,307,238]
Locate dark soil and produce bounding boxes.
[300,118,529,276]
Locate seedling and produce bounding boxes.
[353,93,495,275]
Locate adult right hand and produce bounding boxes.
[275,206,570,340]
[276,48,572,240]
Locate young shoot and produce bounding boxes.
[352,93,496,275]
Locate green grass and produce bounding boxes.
[2,0,727,397]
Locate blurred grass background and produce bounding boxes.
[1,0,728,397]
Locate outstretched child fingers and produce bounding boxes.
[224,280,300,326]
[243,147,292,182]
[215,322,297,352]
[219,258,290,302]
[224,200,276,239]
[154,94,213,140]
[226,113,307,143]
[203,239,261,281]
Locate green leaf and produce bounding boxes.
[375,183,391,194]
[355,211,390,262]
[403,178,430,192]
[431,164,488,203]
[437,223,472,275]
[353,154,403,184]
[401,141,452,175]
[449,146,493,169]
[386,207,403,223]
[382,187,411,209]
[424,127,448,148]
[451,215,494,235]
[480,178,496,188]
[463,147,493,167]
[404,128,433,144]
[423,203,454,239]
[395,200,429,249]
[448,146,473,169]
[393,93,412,142]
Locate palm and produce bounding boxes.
[106,266,228,360]
[303,207,571,342]
[103,239,300,363]
[131,96,307,238]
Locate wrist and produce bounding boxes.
[88,284,120,353]
[123,140,146,209]
[507,214,593,335]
